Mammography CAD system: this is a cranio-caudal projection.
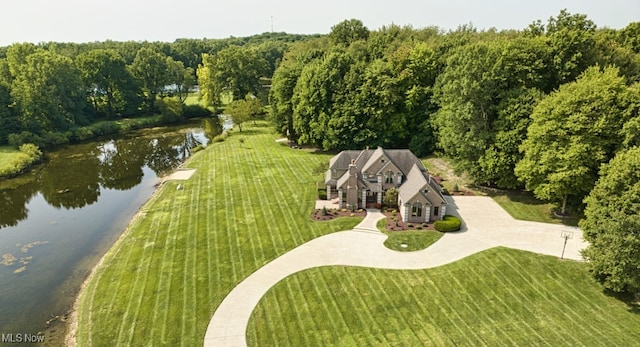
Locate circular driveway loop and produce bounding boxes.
[204,196,588,347]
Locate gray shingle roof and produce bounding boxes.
[398,163,428,203]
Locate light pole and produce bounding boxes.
[560,230,574,259]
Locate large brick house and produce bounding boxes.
[325,147,448,223]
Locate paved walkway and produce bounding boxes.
[203,196,588,347]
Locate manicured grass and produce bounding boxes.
[377,218,443,252]
[247,247,640,346]
[491,191,581,226]
[75,123,361,346]
[383,230,443,252]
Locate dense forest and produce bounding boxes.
[0,32,314,147]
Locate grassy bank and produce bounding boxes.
[248,247,640,346]
[0,144,43,179]
[74,123,360,346]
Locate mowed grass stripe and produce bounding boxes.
[118,200,166,345]
[248,247,640,346]
[158,190,186,343]
[465,260,551,345]
[499,252,596,342]
[492,252,583,345]
[147,190,182,343]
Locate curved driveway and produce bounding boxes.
[204,196,587,347]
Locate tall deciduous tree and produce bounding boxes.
[76,49,140,118]
[580,147,640,295]
[515,66,638,214]
[11,51,86,133]
[197,45,269,102]
[0,82,18,144]
[329,19,370,46]
[130,47,169,113]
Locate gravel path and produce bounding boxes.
[204,196,587,347]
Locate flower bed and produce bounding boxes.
[381,209,435,231]
[311,207,367,221]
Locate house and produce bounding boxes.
[325,147,448,223]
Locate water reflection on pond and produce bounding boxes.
[0,117,222,342]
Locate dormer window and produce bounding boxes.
[381,159,385,164]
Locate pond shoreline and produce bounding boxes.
[0,120,220,346]
[63,151,201,346]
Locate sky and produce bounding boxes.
[1,0,638,46]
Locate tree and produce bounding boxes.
[225,95,262,132]
[130,47,169,113]
[580,147,640,295]
[197,45,269,101]
[76,49,140,118]
[329,19,370,46]
[0,82,18,144]
[383,187,398,208]
[11,50,86,133]
[197,53,223,112]
[269,45,324,141]
[164,57,194,103]
[515,66,638,214]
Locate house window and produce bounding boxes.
[385,171,394,184]
[412,202,422,217]
[397,174,402,185]
[434,206,439,217]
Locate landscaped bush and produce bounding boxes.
[434,215,462,232]
[318,188,327,200]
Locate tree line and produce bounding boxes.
[268,12,640,296]
[0,33,310,147]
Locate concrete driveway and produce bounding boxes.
[204,196,588,347]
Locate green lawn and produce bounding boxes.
[377,218,444,252]
[491,191,581,226]
[75,123,361,346]
[248,247,640,346]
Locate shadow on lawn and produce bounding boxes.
[604,289,640,314]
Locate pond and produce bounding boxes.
[0,117,224,344]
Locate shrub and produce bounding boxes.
[318,188,327,200]
[321,206,328,216]
[212,132,228,143]
[434,215,462,232]
[89,121,120,136]
[183,104,212,118]
[453,183,459,192]
[422,223,429,228]
[408,223,414,228]
[8,131,44,147]
[72,127,94,141]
